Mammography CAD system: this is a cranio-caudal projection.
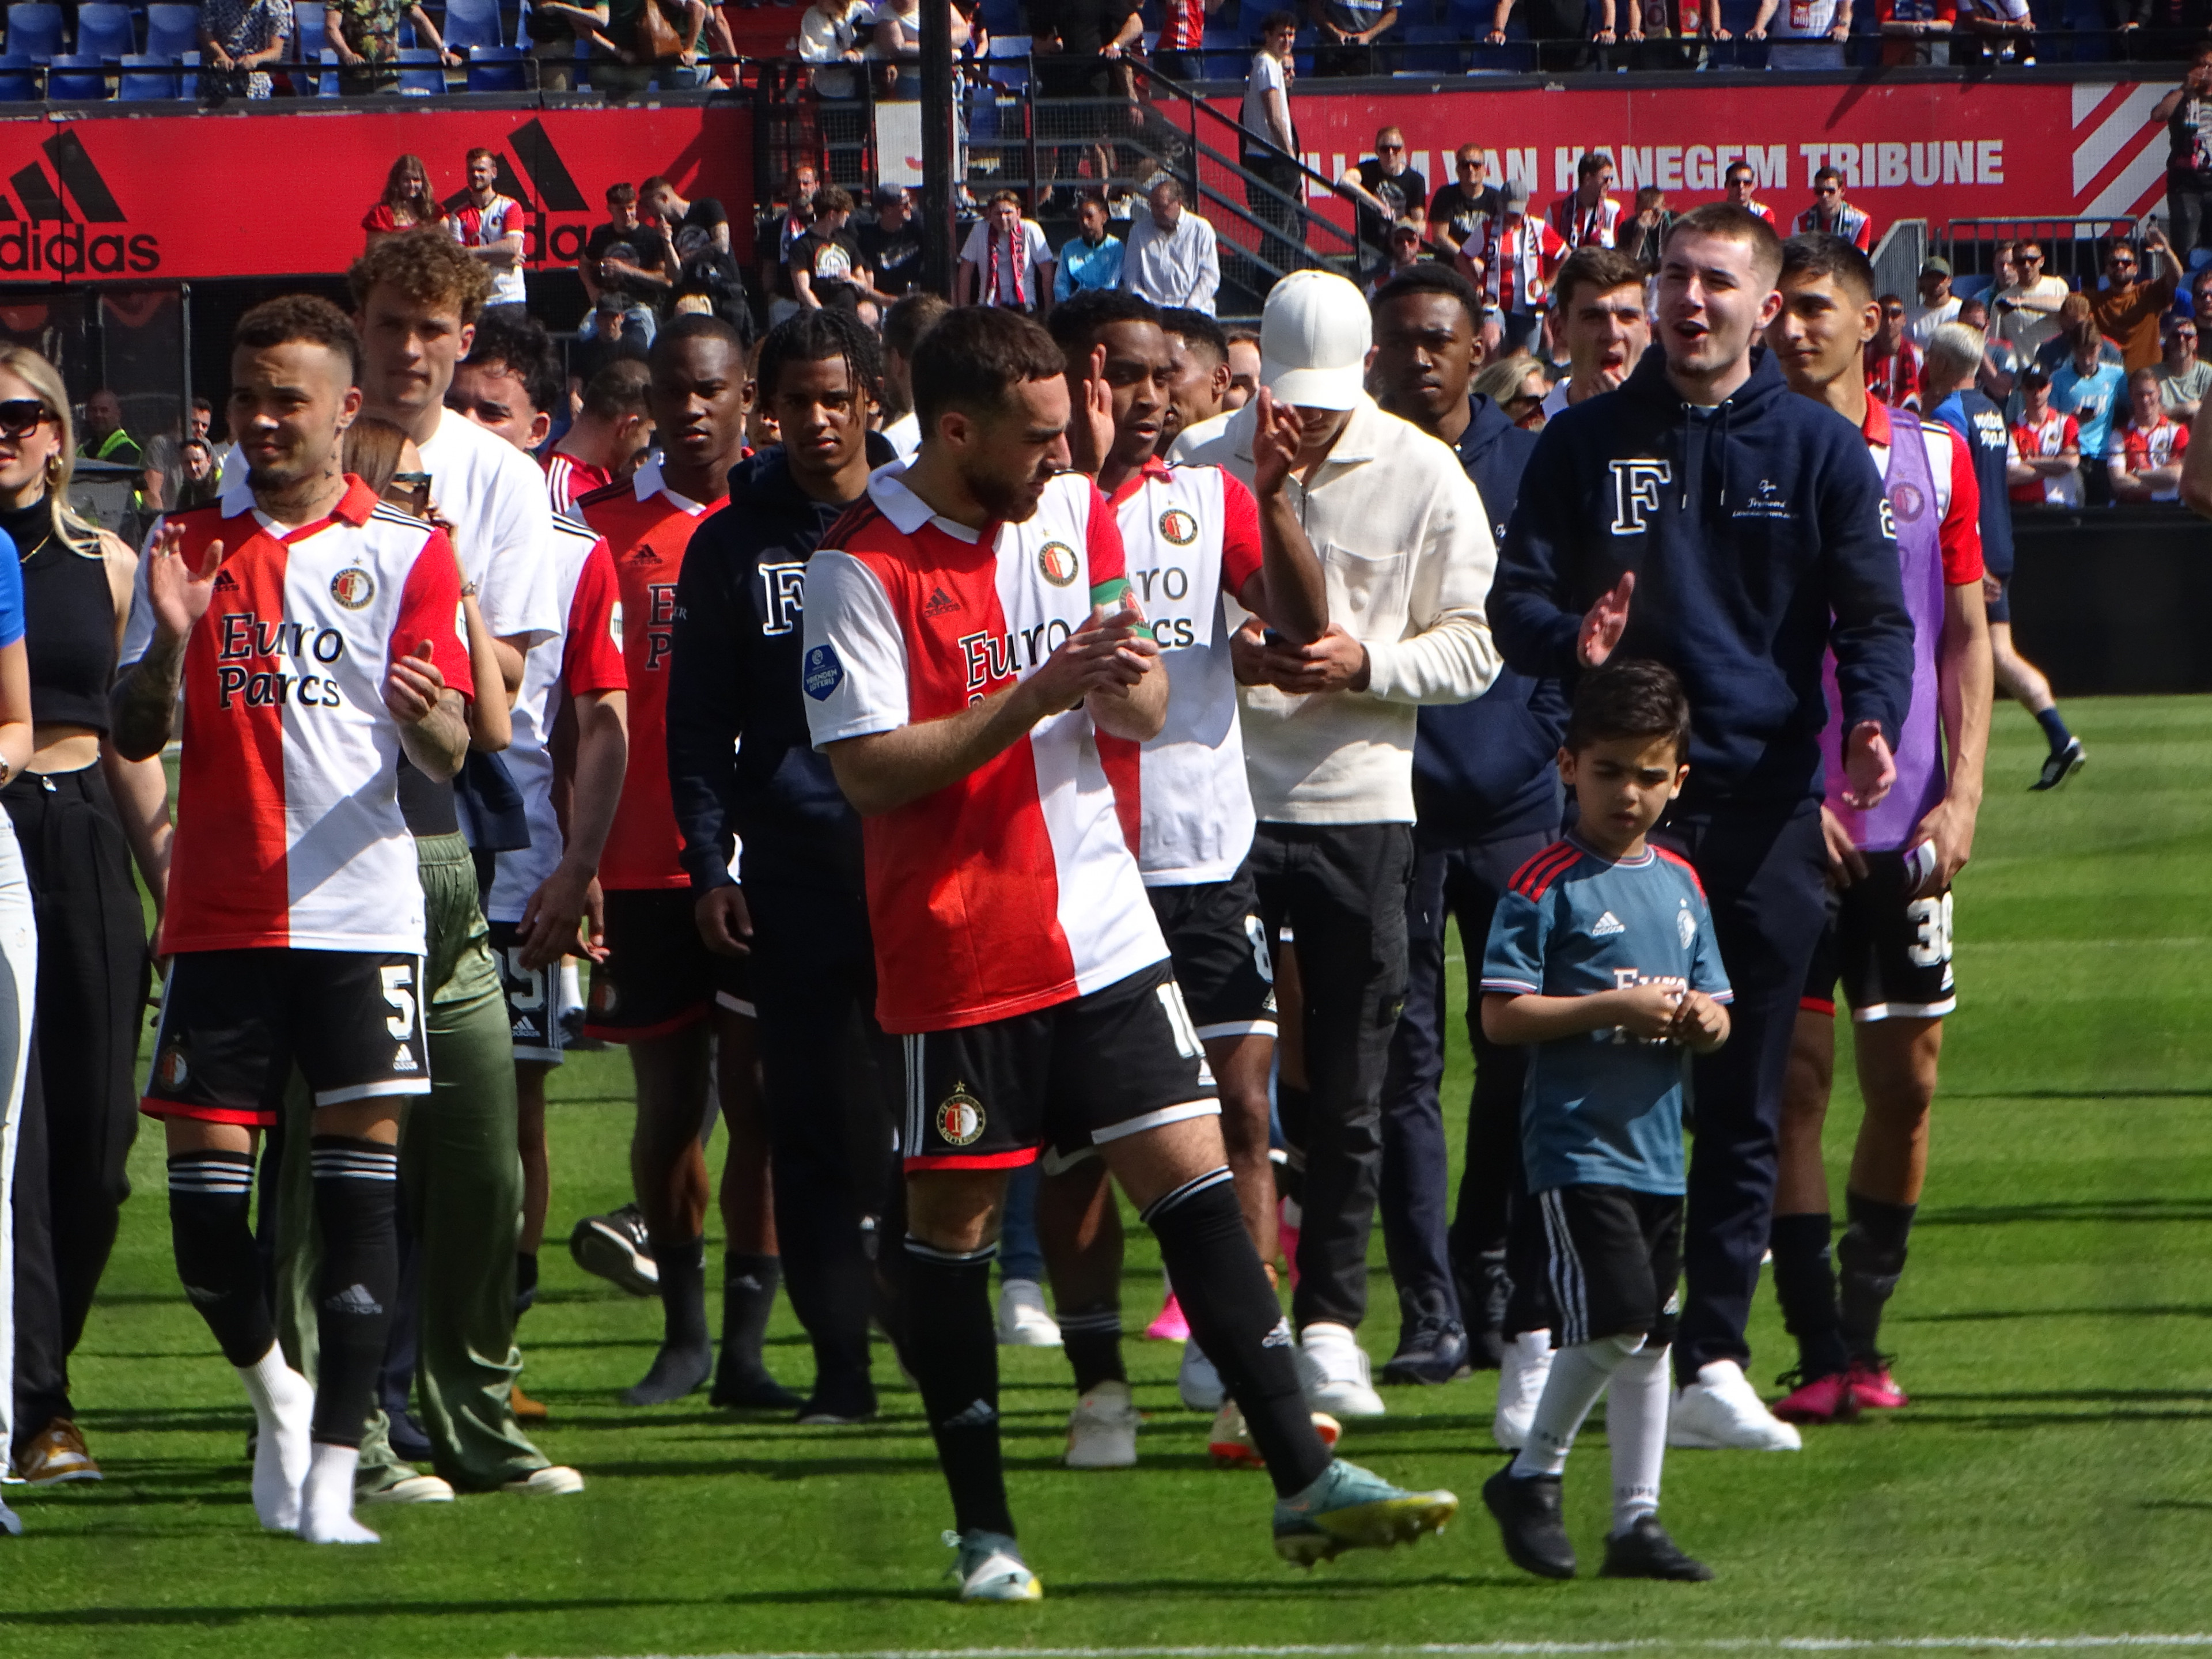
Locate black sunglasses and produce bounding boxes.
[0,399,53,439]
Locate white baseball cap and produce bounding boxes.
[1259,270,1371,411]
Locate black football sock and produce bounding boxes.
[514,1250,539,1319]
[624,1234,713,1404]
[1837,1191,1917,1362]
[903,1237,1014,1537]
[1057,1300,1126,1395]
[1770,1211,1849,1381]
[168,1151,276,1367]
[307,1137,401,1448]
[1143,1168,1330,1498]
[719,1252,781,1372]
[2034,706,2074,756]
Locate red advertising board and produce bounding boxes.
[0,104,752,283]
[1222,77,2170,238]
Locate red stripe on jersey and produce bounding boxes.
[561,538,628,696]
[1653,845,1707,898]
[1099,730,1142,852]
[584,484,717,891]
[1937,422,1984,586]
[905,1146,1043,1171]
[1510,840,1580,899]
[395,527,477,702]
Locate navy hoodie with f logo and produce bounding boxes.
[1492,346,1914,810]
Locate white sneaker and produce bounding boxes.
[1668,1359,1803,1451]
[1064,1378,1139,1469]
[995,1278,1062,1347]
[1492,1328,1554,1451]
[359,1472,454,1505]
[1177,1341,1225,1411]
[502,1465,587,1494]
[1295,1322,1386,1418]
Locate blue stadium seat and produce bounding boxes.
[1400,21,1463,70]
[0,52,37,97]
[144,2,199,60]
[443,0,505,50]
[1952,272,1994,301]
[290,2,325,90]
[45,54,108,97]
[979,0,1022,34]
[396,44,446,92]
[118,50,177,96]
[2190,247,2212,273]
[75,3,138,60]
[315,45,340,93]
[467,41,525,87]
[5,5,65,62]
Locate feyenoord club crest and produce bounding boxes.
[936,1082,986,1146]
[157,1045,189,1089]
[330,567,376,609]
[1158,506,1198,546]
[1891,481,1927,522]
[1036,541,1079,586]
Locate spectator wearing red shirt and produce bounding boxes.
[1457,179,1566,354]
[1546,152,1622,251]
[1796,168,1873,251]
[2108,367,2191,502]
[362,153,445,247]
[2008,363,2082,507]
[1877,0,1953,62]
[1721,161,1780,233]
[1156,0,1222,78]
[1865,294,1923,411]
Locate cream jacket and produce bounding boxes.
[1175,394,1500,824]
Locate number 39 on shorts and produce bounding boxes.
[1906,892,1953,968]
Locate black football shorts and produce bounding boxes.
[1801,849,1956,1022]
[1146,867,1278,1041]
[586,888,754,1042]
[1533,1183,1683,1349]
[899,958,1220,1172]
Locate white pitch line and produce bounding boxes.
[535,1637,2212,1659]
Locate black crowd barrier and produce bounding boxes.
[2009,507,2212,696]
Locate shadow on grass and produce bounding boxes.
[0,1574,1511,1627]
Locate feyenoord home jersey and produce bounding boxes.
[544,452,612,517]
[145,475,475,956]
[2011,411,2082,505]
[486,512,628,923]
[1106,458,1264,886]
[802,465,1171,1033]
[582,458,716,892]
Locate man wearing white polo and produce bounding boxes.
[1176,270,1503,1420]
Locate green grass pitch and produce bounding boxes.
[3,696,2209,1657]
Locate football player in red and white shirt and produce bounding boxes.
[1865,293,1923,411]
[1043,291,1331,1465]
[2009,364,2083,506]
[546,358,654,514]
[111,297,474,1547]
[1764,234,1994,1428]
[1797,168,1875,249]
[802,306,1455,1600]
[2107,366,2191,502]
[1546,152,1622,250]
[578,316,791,1412]
[448,319,630,1378]
[1722,160,1781,232]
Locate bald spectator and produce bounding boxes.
[1120,180,1221,313]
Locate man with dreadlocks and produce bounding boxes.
[666,309,905,1425]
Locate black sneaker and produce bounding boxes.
[1600,1516,1713,1581]
[1481,1462,1575,1579]
[570,1204,658,1298]
[2032,736,2085,792]
[795,1380,880,1425]
[1381,1320,1472,1385]
[708,1361,805,1411]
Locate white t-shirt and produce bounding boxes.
[959,218,1054,306]
[881,411,921,463]
[1768,0,1840,36]
[1908,295,1963,348]
[1242,52,1290,147]
[415,405,562,650]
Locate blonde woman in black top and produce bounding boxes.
[0,344,173,1487]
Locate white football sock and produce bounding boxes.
[559,960,583,1017]
[1509,1332,1643,1479]
[299,1442,379,1544]
[1605,1341,1671,1536]
[236,1343,315,1533]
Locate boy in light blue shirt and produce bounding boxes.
[1478,658,1730,1584]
